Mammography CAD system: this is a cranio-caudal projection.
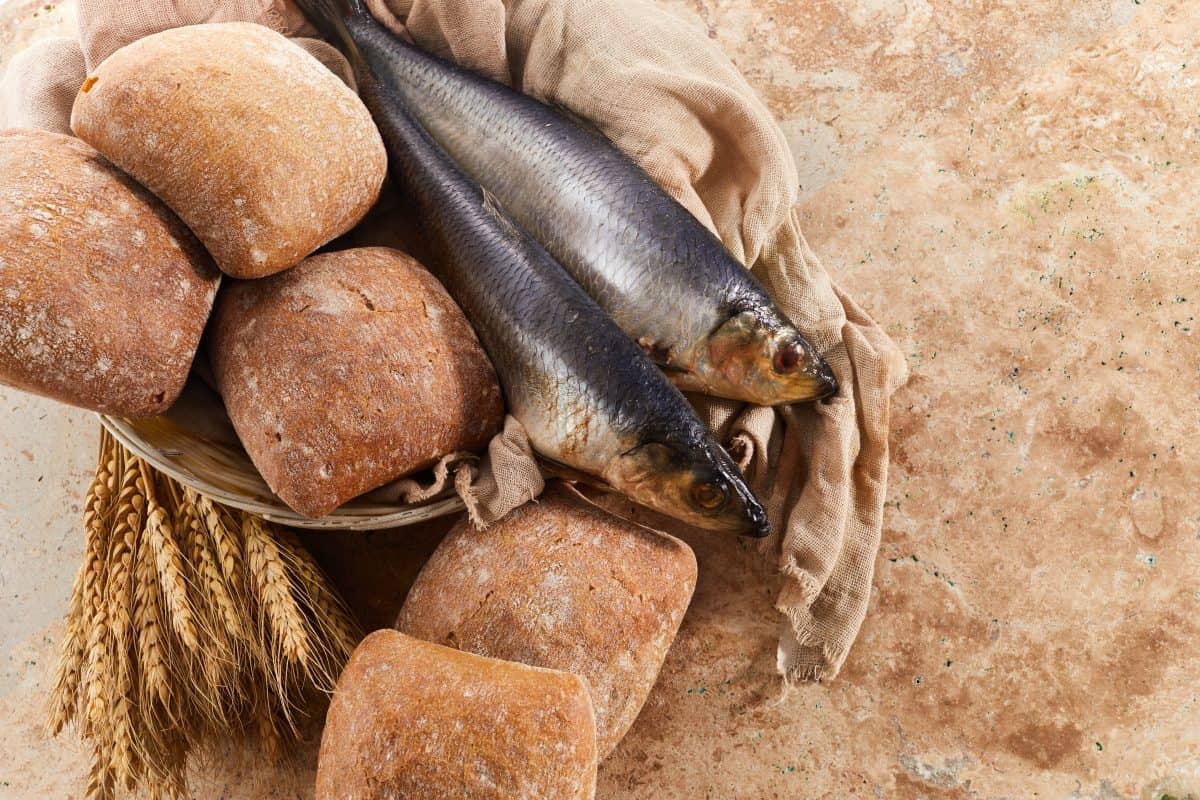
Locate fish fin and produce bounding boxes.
[536,455,612,490]
[291,0,368,72]
[480,187,523,240]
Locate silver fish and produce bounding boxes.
[302,0,838,407]
[296,0,769,536]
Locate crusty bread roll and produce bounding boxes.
[317,630,598,800]
[397,483,698,757]
[209,246,504,517]
[0,129,219,415]
[70,22,385,279]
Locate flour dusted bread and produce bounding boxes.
[209,246,503,517]
[0,129,219,415]
[70,22,385,278]
[397,483,698,757]
[317,630,597,800]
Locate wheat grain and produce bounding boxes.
[274,529,361,687]
[106,457,144,651]
[86,734,116,800]
[133,530,170,709]
[47,562,86,734]
[244,516,310,667]
[193,490,244,592]
[146,505,198,651]
[109,686,137,791]
[181,499,245,646]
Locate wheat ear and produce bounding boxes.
[275,528,361,688]
[133,525,170,709]
[192,490,243,592]
[49,431,119,732]
[81,441,132,735]
[141,462,198,652]
[179,491,245,646]
[48,563,86,735]
[244,515,310,668]
[105,456,144,650]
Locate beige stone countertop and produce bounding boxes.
[1,0,1197,798]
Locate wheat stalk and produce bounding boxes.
[105,457,143,651]
[48,558,86,735]
[56,431,363,799]
[275,529,362,687]
[192,490,243,593]
[244,515,310,668]
[78,434,120,736]
[179,496,245,646]
[133,528,170,709]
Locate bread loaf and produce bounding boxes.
[397,483,698,757]
[209,246,504,517]
[0,129,219,415]
[70,22,385,279]
[316,630,597,800]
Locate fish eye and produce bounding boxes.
[690,480,729,511]
[773,341,802,374]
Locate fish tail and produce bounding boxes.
[291,0,368,72]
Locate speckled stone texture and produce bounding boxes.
[1,0,1197,798]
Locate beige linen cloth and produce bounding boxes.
[1,0,907,681]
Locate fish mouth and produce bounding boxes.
[739,493,770,538]
[777,349,839,403]
[759,332,838,404]
[604,441,769,536]
[692,312,838,406]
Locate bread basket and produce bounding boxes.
[99,376,467,530]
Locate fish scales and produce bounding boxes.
[343,10,838,406]
[315,23,768,535]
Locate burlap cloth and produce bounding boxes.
[0,0,907,681]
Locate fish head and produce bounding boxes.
[694,311,838,406]
[603,439,769,537]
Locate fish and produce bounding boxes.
[295,0,838,407]
[293,0,769,537]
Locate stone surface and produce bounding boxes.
[1,0,1197,798]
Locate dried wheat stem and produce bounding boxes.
[193,490,243,594]
[105,457,144,650]
[47,562,86,734]
[78,434,120,736]
[244,515,310,667]
[276,529,361,666]
[133,530,170,709]
[146,506,198,652]
[86,734,116,800]
[181,498,245,645]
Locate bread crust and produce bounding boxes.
[209,246,504,517]
[0,129,219,416]
[397,483,698,757]
[317,630,598,800]
[70,22,386,278]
